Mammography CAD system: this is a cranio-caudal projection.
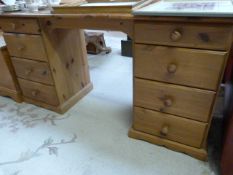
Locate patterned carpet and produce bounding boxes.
[0,32,217,175]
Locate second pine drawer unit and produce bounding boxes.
[135,22,232,50]
[3,19,59,109]
[1,17,93,113]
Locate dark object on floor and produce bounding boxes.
[221,53,233,175]
[207,85,224,175]
[85,31,111,55]
[221,82,233,175]
[121,36,132,57]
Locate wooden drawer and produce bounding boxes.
[12,57,54,85]
[135,22,232,50]
[4,33,47,62]
[133,107,207,148]
[134,44,226,90]
[134,78,215,122]
[18,78,59,106]
[0,18,40,34]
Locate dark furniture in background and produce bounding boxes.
[121,36,132,57]
[221,54,233,175]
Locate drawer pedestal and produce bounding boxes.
[1,17,92,113]
[130,21,232,160]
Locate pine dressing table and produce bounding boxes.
[0,10,232,161]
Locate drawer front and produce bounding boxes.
[18,78,59,106]
[135,23,232,50]
[4,33,47,61]
[134,78,215,122]
[133,107,207,148]
[135,44,226,90]
[0,18,40,34]
[12,57,54,85]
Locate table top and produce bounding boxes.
[1,0,233,19]
[133,0,233,17]
[1,8,233,25]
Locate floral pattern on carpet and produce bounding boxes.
[0,101,70,133]
[0,134,77,166]
[0,98,77,175]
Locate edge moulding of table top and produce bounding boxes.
[0,13,233,161]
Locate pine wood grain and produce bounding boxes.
[0,18,40,34]
[135,22,233,50]
[18,78,59,106]
[12,57,54,85]
[4,33,48,62]
[134,44,227,90]
[40,26,92,105]
[39,16,134,39]
[134,78,215,122]
[133,107,207,148]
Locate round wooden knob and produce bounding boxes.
[170,30,182,41]
[25,69,32,75]
[160,125,169,136]
[31,90,39,97]
[164,98,173,107]
[167,64,177,74]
